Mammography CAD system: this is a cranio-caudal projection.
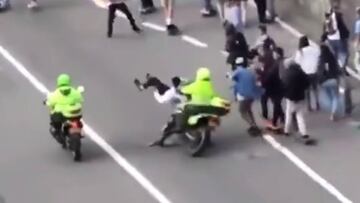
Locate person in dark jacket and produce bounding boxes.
[261,47,285,129]
[282,62,312,142]
[318,43,341,121]
[107,0,141,38]
[257,38,276,123]
[225,27,249,71]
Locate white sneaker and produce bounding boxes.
[27,1,38,9]
[200,8,210,15]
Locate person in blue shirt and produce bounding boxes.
[231,57,263,135]
[354,7,360,72]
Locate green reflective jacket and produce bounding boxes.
[181,79,217,105]
[46,86,84,118]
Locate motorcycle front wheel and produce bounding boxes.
[185,129,211,157]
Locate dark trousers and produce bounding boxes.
[108,3,137,36]
[271,95,285,126]
[141,0,154,8]
[261,93,285,126]
[159,113,183,144]
[254,0,267,23]
[306,73,320,111]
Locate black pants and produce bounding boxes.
[108,3,137,36]
[159,113,183,144]
[261,93,284,126]
[306,73,320,111]
[141,0,154,8]
[271,95,284,126]
[50,112,66,134]
[254,0,267,23]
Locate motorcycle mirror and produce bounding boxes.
[77,86,85,93]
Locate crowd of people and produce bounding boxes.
[223,0,360,144]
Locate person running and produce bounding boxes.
[231,57,263,136]
[354,7,360,72]
[282,62,313,144]
[294,35,321,111]
[318,43,341,121]
[107,0,141,38]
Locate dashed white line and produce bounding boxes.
[181,35,208,48]
[0,45,173,203]
[142,22,167,32]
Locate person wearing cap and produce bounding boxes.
[107,0,141,38]
[354,7,360,72]
[231,57,263,135]
[45,74,84,143]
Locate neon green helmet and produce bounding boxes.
[196,67,211,81]
[57,74,71,87]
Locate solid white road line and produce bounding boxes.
[264,135,352,203]
[181,35,208,48]
[0,45,173,203]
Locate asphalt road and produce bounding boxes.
[1,0,360,203]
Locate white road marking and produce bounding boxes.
[0,45,173,203]
[142,22,166,32]
[181,35,208,48]
[264,135,352,203]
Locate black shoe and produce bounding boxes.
[133,26,142,33]
[248,126,261,137]
[299,135,316,145]
[167,24,180,36]
[107,33,112,38]
[148,140,164,147]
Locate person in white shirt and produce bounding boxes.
[134,75,187,147]
[294,35,320,111]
